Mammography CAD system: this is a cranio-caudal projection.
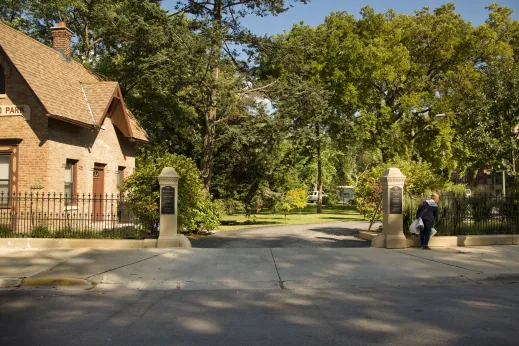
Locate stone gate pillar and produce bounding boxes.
[372,168,407,249]
[157,167,191,248]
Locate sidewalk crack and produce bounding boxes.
[27,248,91,278]
[86,250,177,280]
[393,250,483,274]
[270,249,285,289]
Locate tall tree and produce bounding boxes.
[2,0,212,155]
[0,0,34,32]
[172,0,310,193]
[259,23,353,213]
[445,3,519,178]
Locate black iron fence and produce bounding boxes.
[404,193,519,236]
[0,192,158,239]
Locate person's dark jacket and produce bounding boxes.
[416,199,438,224]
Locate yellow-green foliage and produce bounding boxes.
[122,151,220,233]
[355,160,447,219]
[275,188,309,222]
[286,188,308,210]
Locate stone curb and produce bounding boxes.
[0,237,193,249]
[358,232,519,248]
[0,277,23,288]
[0,277,95,289]
[358,231,377,241]
[0,238,159,249]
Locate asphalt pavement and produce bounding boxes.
[1,284,518,345]
[191,221,374,248]
[0,221,518,345]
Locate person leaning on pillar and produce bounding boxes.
[415,193,440,250]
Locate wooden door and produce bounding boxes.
[93,164,105,221]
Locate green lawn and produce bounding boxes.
[217,203,364,231]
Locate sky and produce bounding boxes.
[161,0,519,36]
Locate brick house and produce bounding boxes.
[0,22,148,210]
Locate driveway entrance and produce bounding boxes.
[191,221,372,248]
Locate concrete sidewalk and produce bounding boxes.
[1,245,518,290]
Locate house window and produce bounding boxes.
[0,65,5,94]
[64,159,77,204]
[117,166,125,187]
[0,155,10,206]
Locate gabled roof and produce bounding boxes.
[81,82,118,125]
[127,110,148,142]
[0,22,148,142]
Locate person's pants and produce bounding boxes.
[420,219,433,247]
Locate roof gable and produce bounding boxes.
[0,22,148,142]
[84,82,148,142]
[0,23,98,125]
[82,82,117,125]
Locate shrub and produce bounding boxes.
[121,151,220,233]
[286,188,308,210]
[355,159,446,219]
[442,183,468,197]
[215,199,244,215]
[261,188,281,213]
[500,196,519,219]
[45,227,155,239]
[322,192,339,206]
[30,226,51,238]
[273,188,308,223]
[0,225,14,237]
[470,195,494,222]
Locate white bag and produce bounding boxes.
[431,228,437,237]
[409,218,424,235]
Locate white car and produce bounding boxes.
[308,191,327,202]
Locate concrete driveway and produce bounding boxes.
[191,221,374,248]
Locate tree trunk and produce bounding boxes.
[316,124,323,214]
[201,107,216,193]
[201,0,222,194]
[513,151,518,174]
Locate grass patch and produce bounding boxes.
[218,203,364,231]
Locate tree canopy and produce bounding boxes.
[2,1,519,216]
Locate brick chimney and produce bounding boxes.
[50,22,73,59]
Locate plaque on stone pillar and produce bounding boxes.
[389,186,402,214]
[161,186,175,214]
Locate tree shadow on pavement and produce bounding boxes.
[306,226,360,237]
[314,237,370,248]
[1,284,518,346]
[192,225,369,248]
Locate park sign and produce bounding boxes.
[161,186,176,215]
[389,186,403,214]
[0,105,31,120]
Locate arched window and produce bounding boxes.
[0,65,5,94]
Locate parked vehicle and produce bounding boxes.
[308,190,327,202]
[337,186,355,204]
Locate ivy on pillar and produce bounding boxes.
[372,168,408,249]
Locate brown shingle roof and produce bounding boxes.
[0,22,148,142]
[127,110,149,142]
[82,82,117,124]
